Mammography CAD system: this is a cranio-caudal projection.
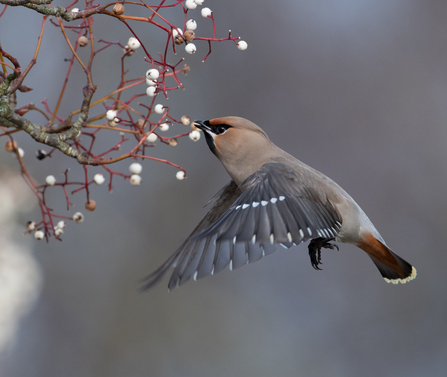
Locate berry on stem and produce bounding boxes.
[154,104,164,114]
[46,175,56,186]
[174,35,185,45]
[106,110,117,121]
[184,30,195,42]
[159,123,170,132]
[189,130,201,141]
[26,221,36,231]
[130,174,142,186]
[146,133,158,143]
[146,87,157,97]
[176,170,186,180]
[172,28,183,37]
[128,37,141,50]
[129,162,143,174]
[34,230,44,240]
[5,140,18,152]
[113,3,125,15]
[237,40,248,50]
[201,7,212,18]
[185,0,197,10]
[185,43,197,54]
[85,200,97,211]
[36,149,47,160]
[186,19,197,30]
[73,212,85,223]
[78,36,88,47]
[94,174,105,185]
[181,116,191,125]
[137,119,147,128]
[146,69,159,80]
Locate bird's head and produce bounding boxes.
[193,116,270,155]
[193,116,273,184]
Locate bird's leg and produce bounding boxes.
[308,237,339,270]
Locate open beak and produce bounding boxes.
[193,120,212,133]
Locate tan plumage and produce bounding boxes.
[142,116,416,290]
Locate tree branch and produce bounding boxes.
[0,0,103,21]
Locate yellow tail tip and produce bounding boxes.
[384,266,417,284]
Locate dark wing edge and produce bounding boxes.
[140,180,241,291]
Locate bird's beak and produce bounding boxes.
[193,120,211,132]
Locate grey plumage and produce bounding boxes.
[141,116,416,290]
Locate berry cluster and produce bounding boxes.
[0,0,247,241]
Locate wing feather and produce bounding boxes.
[142,162,343,290]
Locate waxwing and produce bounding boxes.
[142,116,416,290]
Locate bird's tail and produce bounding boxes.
[357,233,417,284]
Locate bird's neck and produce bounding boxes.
[218,142,280,186]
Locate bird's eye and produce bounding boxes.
[217,125,227,134]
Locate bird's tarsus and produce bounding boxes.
[308,237,339,270]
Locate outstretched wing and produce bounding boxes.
[140,180,242,290]
[142,162,342,290]
[198,162,342,245]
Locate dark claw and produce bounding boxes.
[308,237,338,271]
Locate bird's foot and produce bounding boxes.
[308,237,339,270]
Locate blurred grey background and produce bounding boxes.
[1,1,447,376]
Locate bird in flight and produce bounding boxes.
[142,116,416,290]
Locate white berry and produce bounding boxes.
[201,7,212,17]
[130,174,142,186]
[146,133,158,143]
[55,228,64,237]
[26,221,36,231]
[34,230,44,240]
[185,43,197,54]
[106,110,116,121]
[172,28,183,37]
[186,19,197,30]
[18,148,25,158]
[73,212,85,223]
[146,78,157,87]
[185,0,197,10]
[194,0,204,5]
[78,37,88,48]
[129,162,143,174]
[57,220,66,229]
[176,170,186,180]
[159,123,170,132]
[46,175,56,186]
[128,37,141,50]
[237,40,248,50]
[154,104,164,114]
[189,130,201,141]
[146,68,159,80]
[181,116,191,125]
[92,174,104,185]
[146,86,157,97]
[71,8,79,13]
